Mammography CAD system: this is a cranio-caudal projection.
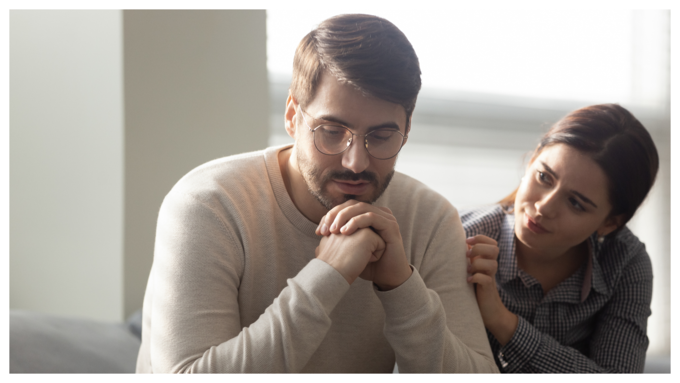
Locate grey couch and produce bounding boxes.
[10,310,142,373]
[9,309,670,373]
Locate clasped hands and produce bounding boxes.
[314,200,412,291]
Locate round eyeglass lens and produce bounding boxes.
[315,125,352,154]
[313,125,405,159]
[365,129,404,159]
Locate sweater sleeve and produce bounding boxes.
[375,206,499,373]
[493,248,653,373]
[145,191,349,373]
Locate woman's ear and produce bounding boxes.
[284,92,298,139]
[598,214,624,237]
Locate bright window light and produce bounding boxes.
[267,9,668,107]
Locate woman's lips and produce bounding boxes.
[525,214,550,234]
[332,180,371,195]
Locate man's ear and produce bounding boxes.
[284,92,298,139]
[598,214,624,237]
[403,115,412,145]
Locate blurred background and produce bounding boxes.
[10,9,670,359]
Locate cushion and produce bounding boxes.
[10,310,141,373]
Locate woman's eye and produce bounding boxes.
[569,197,585,211]
[537,170,549,184]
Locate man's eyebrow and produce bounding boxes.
[313,113,402,132]
[540,161,598,208]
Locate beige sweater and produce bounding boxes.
[136,145,498,373]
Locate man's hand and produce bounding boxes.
[315,228,386,285]
[316,200,412,290]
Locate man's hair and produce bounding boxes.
[290,14,422,128]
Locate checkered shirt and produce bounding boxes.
[461,205,653,373]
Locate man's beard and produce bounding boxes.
[296,149,395,210]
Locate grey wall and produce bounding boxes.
[10,10,270,321]
[10,10,125,321]
[123,10,269,317]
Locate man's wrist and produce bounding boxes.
[375,265,413,291]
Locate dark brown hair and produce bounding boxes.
[500,104,659,235]
[290,14,422,129]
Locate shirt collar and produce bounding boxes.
[587,233,611,297]
[497,211,519,285]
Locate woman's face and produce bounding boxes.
[514,143,619,258]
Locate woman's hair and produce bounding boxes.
[290,14,421,129]
[500,103,659,235]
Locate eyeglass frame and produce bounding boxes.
[297,106,408,160]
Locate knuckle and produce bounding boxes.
[335,211,351,223]
[380,206,393,214]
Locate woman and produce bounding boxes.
[462,103,658,373]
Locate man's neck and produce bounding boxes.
[278,146,328,224]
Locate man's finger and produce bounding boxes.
[330,203,394,234]
[317,200,362,235]
[338,212,401,244]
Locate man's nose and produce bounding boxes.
[341,137,370,174]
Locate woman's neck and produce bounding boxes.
[515,237,588,295]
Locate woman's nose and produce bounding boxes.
[535,191,558,218]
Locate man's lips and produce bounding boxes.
[525,214,550,234]
[332,179,371,195]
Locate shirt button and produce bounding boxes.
[498,351,509,369]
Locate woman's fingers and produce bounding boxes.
[468,257,498,277]
[466,243,500,261]
[467,271,494,286]
[465,235,498,246]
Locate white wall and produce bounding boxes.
[10,10,124,321]
[10,10,270,322]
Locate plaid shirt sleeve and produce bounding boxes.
[494,245,653,373]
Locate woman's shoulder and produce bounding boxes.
[599,227,653,285]
[459,204,507,239]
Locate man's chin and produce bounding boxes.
[330,192,377,208]
[312,191,371,211]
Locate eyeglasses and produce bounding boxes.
[298,107,407,160]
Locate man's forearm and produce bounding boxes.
[377,268,499,373]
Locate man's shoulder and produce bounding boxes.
[166,147,273,205]
[381,171,458,219]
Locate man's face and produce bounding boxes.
[287,72,408,210]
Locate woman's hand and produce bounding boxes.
[466,235,518,346]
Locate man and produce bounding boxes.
[136,14,497,373]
